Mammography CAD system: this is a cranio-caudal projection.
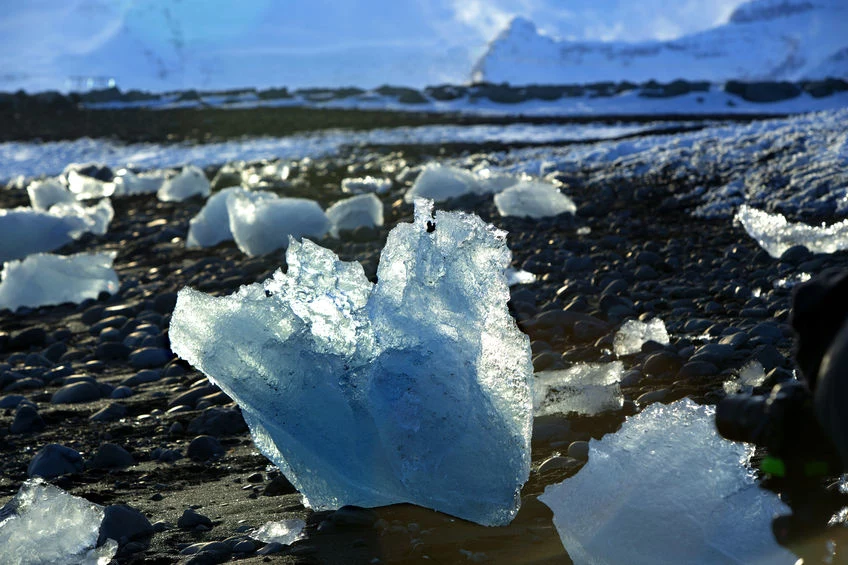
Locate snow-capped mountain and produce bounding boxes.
[472,0,848,84]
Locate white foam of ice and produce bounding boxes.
[539,399,794,565]
[0,122,686,181]
[735,204,848,258]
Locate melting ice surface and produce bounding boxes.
[157,165,210,202]
[613,318,669,356]
[736,204,848,258]
[170,200,533,526]
[326,193,384,236]
[493,181,576,219]
[249,519,306,545]
[0,252,119,311]
[533,362,624,416]
[0,478,117,565]
[539,399,794,565]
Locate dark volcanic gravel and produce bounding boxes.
[2,117,847,564]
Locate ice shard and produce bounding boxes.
[539,399,794,565]
[494,180,576,218]
[170,199,533,526]
[736,204,848,258]
[0,478,117,565]
[533,362,624,416]
[326,193,384,236]
[613,318,669,357]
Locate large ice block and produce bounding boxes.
[186,187,244,248]
[736,204,848,258]
[226,191,330,256]
[494,181,576,218]
[533,362,624,416]
[27,179,74,211]
[170,200,533,526]
[539,399,794,565]
[0,252,119,311]
[0,478,117,565]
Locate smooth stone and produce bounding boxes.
[89,443,135,469]
[187,435,225,461]
[636,388,669,404]
[567,441,590,461]
[98,504,154,545]
[129,347,172,369]
[51,381,101,404]
[538,456,575,473]
[0,394,27,408]
[677,361,719,378]
[90,402,127,422]
[110,386,133,399]
[27,444,84,478]
[121,370,161,387]
[89,316,129,336]
[8,328,47,351]
[256,542,284,556]
[187,407,247,436]
[11,404,45,434]
[95,342,131,361]
[178,508,213,529]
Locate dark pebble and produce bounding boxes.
[90,402,127,421]
[95,342,131,361]
[187,407,247,436]
[9,328,47,351]
[98,504,153,545]
[263,475,296,496]
[121,369,161,387]
[187,435,225,461]
[129,347,172,369]
[28,444,84,478]
[11,404,45,434]
[89,443,135,469]
[51,381,102,404]
[178,508,213,529]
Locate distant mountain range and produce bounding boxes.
[472,0,848,84]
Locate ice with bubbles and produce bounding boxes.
[249,519,306,545]
[494,180,576,218]
[326,193,384,236]
[736,204,848,258]
[0,478,117,565]
[0,252,119,311]
[539,399,794,565]
[613,318,669,356]
[533,362,624,416]
[170,200,533,526]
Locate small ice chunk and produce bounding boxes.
[186,187,245,248]
[0,478,117,565]
[404,164,481,202]
[170,199,533,526]
[226,191,331,256]
[157,165,211,202]
[27,179,74,211]
[249,518,306,545]
[736,204,848,258]
[494,181,576,218]
[0,252,119,311]
[326,193,384,237]
[506,267,536,286]
[341,176,392,195]
[0,200,113,262]
[111,169,166,196]
[533,362,624,416]
[474,168,521,194]
[539,399,794,565]
[67,170,115,200]
[613,319,669,357]
[723,360,767,394]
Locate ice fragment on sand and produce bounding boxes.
[539,399,794,565]
[736,204,848,258]
[157,165,211,202]
[186,187,244,248]
[0,252,119,311]
[494,181,576,218]
[613,318,669,356]
[169,199,533,526]
[506,267,536,286]
[0,200,113,262]
[249,519,306,545]
[533,362,624,416]
[0,478,117,565]
[226,191,331,256]
[326,193,384,236]
[111,169,166,196]
[723,360,767,394]
[404,164,521,203]
[67,169,115,200]
[342,176,392,195]
[27,179,74,211]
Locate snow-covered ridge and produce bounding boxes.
[473,0,848,84]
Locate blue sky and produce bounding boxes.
[1,0,748,92]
